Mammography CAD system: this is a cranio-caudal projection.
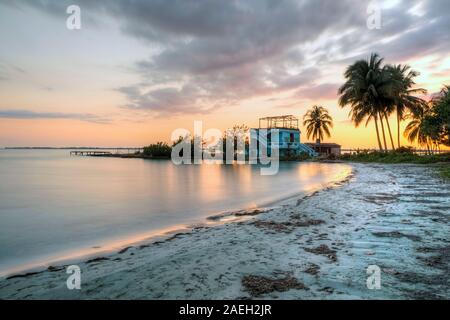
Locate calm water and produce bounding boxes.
[0,149,351,275]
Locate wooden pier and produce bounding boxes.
[70,148,143,157]
[70,151,113,156]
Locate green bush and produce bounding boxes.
[440,166,450,180]
[281,152,311,161]
[143,142,172,158]
[395,146,414,154]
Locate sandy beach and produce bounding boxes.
[0,163,448,300]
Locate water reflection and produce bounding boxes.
[0,150,351,274]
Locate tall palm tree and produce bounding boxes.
[338,53,394,151]
[387,64,427,148]
[380,101,396,150]
[302,105,333,143]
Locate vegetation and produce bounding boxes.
[143,142,172,158]
[440,166,450,180]
[339,150,450,164]
[434,86,450,146]
[339,53,449,154]
[302,105,333,143]
[388,64,427,148]
[338,53,431,152]
[340,149,450,180]
[281,152,311,162]
[221,124,250,158]
[403,86,450,153]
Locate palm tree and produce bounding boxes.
[433,85,450,104]
[387,64,427,148]
[436,85,450,147]
[404,103,432,153]
[338,53,395,151]
[380,98,396,150]
[303,105,333,143]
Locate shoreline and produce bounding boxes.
[0,164,352,279]
[0,163,448,299]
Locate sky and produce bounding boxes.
[0,0,449,148]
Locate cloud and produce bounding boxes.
[4,0,450,115]
[7,0,367,114]
[296,83,340,100]
[116,84,218,116]
[0,109,110,123]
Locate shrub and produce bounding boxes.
[280,152,311,161]
[395,146,414,154]
[339,151,450,164]
[326,153,337,160]
[440,166,450,180]
[143,142,172,158]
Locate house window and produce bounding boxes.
[290,133,295,143]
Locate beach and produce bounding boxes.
[0,163,449,299]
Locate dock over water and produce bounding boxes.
[70,148,143,157]
[70,151,113,156]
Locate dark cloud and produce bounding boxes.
[322,0,450,64]
[116,84,216,116]
[296,83,340,100]
[0,109,110,123]
[4,0,450,114]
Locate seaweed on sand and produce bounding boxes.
[251,218,325,233]
[304,244,337,262]
[304,263,320,275]
[241,274,307,297]
[372,231,421,242]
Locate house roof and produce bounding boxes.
[259,115,298,121]
[258,115,299,130]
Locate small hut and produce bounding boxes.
[305,140,341,156]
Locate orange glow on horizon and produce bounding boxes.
[1,63,448,150]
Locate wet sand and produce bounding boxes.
[0,163,448,299]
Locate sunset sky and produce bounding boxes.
[0,0,449,148]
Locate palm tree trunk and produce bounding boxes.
[397,112,401,149]
[374,115,383,151]
[379,112,388,151]
[384,112,395,150]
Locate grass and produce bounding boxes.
[339,151,450,164]
[439,165,450,180]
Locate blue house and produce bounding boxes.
[251,115,317,157]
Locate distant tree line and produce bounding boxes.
[143,125,251,161]
[143,142,172,158]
